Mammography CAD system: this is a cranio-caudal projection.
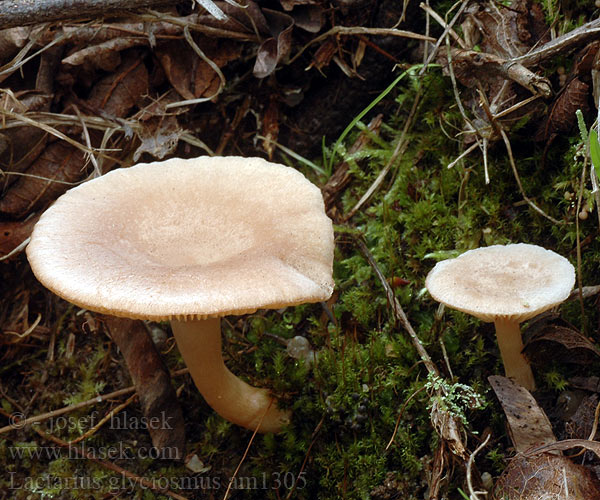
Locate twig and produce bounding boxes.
[354,238,439,376]
[417,0,470,77]
[0,368,189,434]
[68,393,137,444]
[420,2,467,49]
[0,0,175,30]
[466,433,490,500]
[32,426,189,500]
[513,18,600,67]
[499,126,562,224]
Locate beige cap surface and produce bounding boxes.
[27,156,335,320]
[425,244,575,323]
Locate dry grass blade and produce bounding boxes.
[291,26,435,64]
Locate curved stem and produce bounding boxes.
[493,318,536,391]
[170,318,290,433]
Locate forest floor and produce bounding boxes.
[2,0,600,499]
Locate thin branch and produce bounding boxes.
[0,368,189,434]
[354,237,439,377]
[33,426,189,500]
[0,0,175,30]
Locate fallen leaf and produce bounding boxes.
[86,54,149,117]
[430,398,467,459]
[254,9,294,78]
[493,453,600,500]
[0,141,86,218]
[524,324,600,365]
[0,214,40,259]
[133,115,184,161]
[489,375,556,453]
[156,38,240,100]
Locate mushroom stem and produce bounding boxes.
[493,318,536,391]
[170,318,291,433]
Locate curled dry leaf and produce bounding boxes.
[524,324,600,365]
[254,9,295,78]
[535,78,590,142]
[0,91,52,187]
[156,38,240,101]
[562,393,599,441]
[489,375,556,453]
[102,316,186,459]
[0,27,30,63]
[429,398,467,459]
[63,38,148,72]
[493,453,600,500]
[133,114,184,161]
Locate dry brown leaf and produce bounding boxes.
[430,398,467,459]
[0,27,30,63]
[86,54,149,118]
[0,214,40,259]
[524,324,600,365]
[63,38,148,72]
[489,375,556,453]
[493,453,600,500]
[0,92,52,185]
[535,78,590,142]
[133,115,184,161]
[102,316,186,458]
[0,141,85,218]
[254,9,295,78]
[156,38,240,100]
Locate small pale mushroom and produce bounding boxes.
[26,156,335,433]
[425,244,575,391]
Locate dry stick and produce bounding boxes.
[466,433,490,500]
[354,238,438,377]
[420,1,467,49]
[514,18,600,67]
[436,11,488,182]
[32,426,190,500]
[0,0,175,30]
[474,86,561,224]
[417,0,470,77]
[68,393,137,445]
[0,368,189,434]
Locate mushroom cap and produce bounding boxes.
[425,243,575,323]
[26,157,335,321]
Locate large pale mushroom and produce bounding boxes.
[26,156,335,433]
[426,244,575,391]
